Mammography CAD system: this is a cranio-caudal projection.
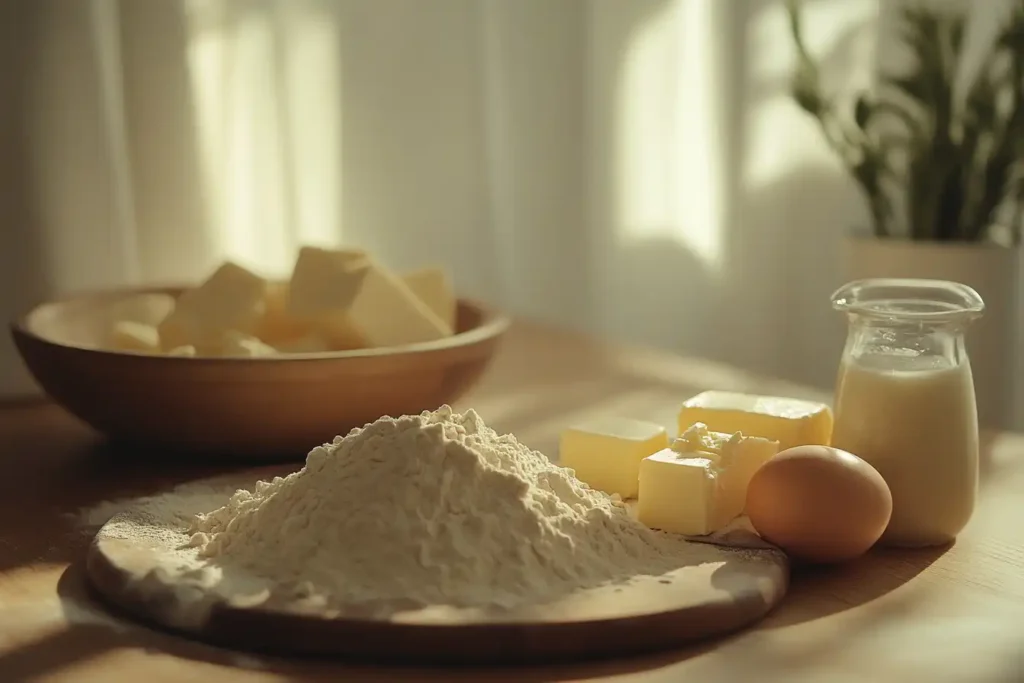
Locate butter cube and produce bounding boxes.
[637,424,779,536]
[334,247,370,265]
[255,281,314,345]
[167,345,197,357]
[107,293,176,327]
[219,332,277,358]
[289,247,452,348]
[275,333,331,354]
[286,246,369,319]
[678,390,833,451]
[158,262,267,350]
[559,418,669,498]
[107,321,161,354]
[637,450,724,535]
[321,317,371,350]
[285,247,377,349]
[673,422,778,516]
[402,267,457,330]
[346,266,452,347]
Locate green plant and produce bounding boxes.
[786,0,1024,243]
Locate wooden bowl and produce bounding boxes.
[10,286,509,460]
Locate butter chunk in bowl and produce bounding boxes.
[10,246,508,459]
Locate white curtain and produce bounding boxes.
[1,0,887,399]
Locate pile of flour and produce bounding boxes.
[182,405,731,612]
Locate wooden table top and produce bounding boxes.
[2,321,1023,682]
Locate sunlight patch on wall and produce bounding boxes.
[279,3,342,253]
[613,0,724,271]
[228,11,292,274]
[744,97,832,190]
[747,0,875,87]
[184,1,342,279]
[743,0,876,193]
[182,2,226,263]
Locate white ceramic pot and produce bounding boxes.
[843,236,1019,429]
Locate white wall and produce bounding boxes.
[0,0,879,396]
[583,0,872,389]
[1,0,1017,419]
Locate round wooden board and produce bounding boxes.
[85,470,790,665]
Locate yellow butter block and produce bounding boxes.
[402,267,457,330]
[637,450,725,536]
[286,247,374,349]
[108,321,161,354]
[274,333,332,354]
[255,281,314,345]
[287,246,368,319]
[158,262,267,350]
[218,331,277,358]
[287,247,451,348]
[107,293,176,327]
[678,390,833,451]
[673,422,778,516]
[346,265,452,347]
[638,424,778,536]
[559,417,669,498]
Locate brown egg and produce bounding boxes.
[746,445,892,564]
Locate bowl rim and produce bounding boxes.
[10,283,511,363]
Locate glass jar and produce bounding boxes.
[830,278,985,548]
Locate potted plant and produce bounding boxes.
[785,0,1024,428]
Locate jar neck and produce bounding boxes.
[831,279,985,324]
[845,312,971,336]
[843,314,969,367]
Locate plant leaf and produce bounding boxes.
[906,140,937,240]
[940,15,967,84]
[871,96,928,141]
[936,155,967,240]
[965,144,1015,241]
[854,94,872,129]
[880,73,930,107]
[791,62,825,115]
[787,0,1024,241]
[851,152,894,237]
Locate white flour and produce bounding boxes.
[190,406,739,609]
[89,406,777,627]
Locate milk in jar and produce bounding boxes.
[830,279,985,548]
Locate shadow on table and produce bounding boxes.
[0,436,269,577]
[1,549,986,683]
[762,543,949,630]
[0,562,734,683]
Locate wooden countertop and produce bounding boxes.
[2,321,1023,682]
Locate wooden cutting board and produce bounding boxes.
[85,470,789,665]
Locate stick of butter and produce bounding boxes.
[559,417,669,498]
[638,451,724,536]
[402,267,457,330]
[637,423,779,535]
[158,262,267,351]
[288,247,451,349]
[255,281,315,345]
[219,331,277,358]
[107,321,161,354]
[678,390,833,451]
